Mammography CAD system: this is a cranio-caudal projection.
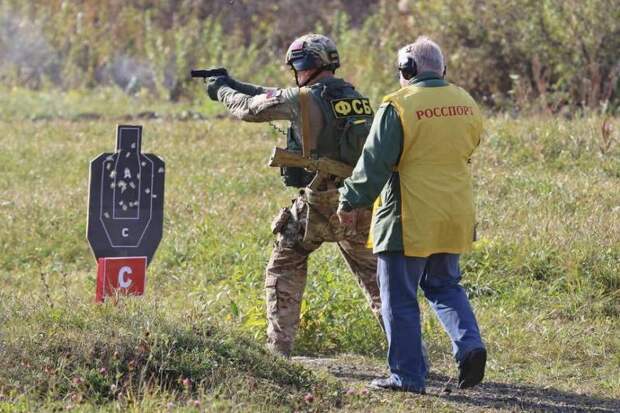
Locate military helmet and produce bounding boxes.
[285,33,340,72]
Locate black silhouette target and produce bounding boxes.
[87,125,165,264]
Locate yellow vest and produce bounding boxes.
[374,83,482,257]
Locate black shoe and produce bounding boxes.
[368,377,426,394]
[458,348,487,389]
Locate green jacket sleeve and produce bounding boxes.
[339,103,403,209]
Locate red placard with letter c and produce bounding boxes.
[95,256,147,303]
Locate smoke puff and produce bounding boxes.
[107,54,156,94]
[0,13,59,86]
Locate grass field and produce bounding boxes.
[0,89,619,411]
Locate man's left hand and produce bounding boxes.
[337,203,358,230]
[206,76,229,101]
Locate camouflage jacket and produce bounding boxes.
[216,76,373,167]
[216,79,323,153]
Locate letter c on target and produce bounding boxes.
[118,266,133,289]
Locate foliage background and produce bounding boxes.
[0,0,619,113]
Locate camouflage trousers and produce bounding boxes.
[265,188,382,356]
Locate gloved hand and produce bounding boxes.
[206,76,229,101]
[336,201,358,230]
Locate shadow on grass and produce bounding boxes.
[431,372,619,413]
[296,357,619,413]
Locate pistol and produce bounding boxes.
[190,68,229,81]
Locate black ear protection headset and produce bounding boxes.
[398,53,448,80]
[398,55,418,80]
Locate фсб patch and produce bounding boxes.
[330,98,373,118]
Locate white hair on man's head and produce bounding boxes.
[398,36,444,75]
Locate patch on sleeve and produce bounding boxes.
[330,98,374,118]
[248,93,281,114]
[266,89,283,99]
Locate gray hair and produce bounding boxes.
[398,36,444,75]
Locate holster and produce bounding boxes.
[270,207,291,235]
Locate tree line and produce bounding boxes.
[0,0,617,113]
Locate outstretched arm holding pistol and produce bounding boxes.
[191,67,296,122]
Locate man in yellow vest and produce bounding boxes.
[337,36,486,393]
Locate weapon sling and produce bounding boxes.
[299,87,313,157]
[299,88,340,242]
[300,87,334,190]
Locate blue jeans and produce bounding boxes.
[377,252,485,390]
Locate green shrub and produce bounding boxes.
[0,0,617,111]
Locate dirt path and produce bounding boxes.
[294,356,620,412]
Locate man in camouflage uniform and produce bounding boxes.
[205,34,382,356]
